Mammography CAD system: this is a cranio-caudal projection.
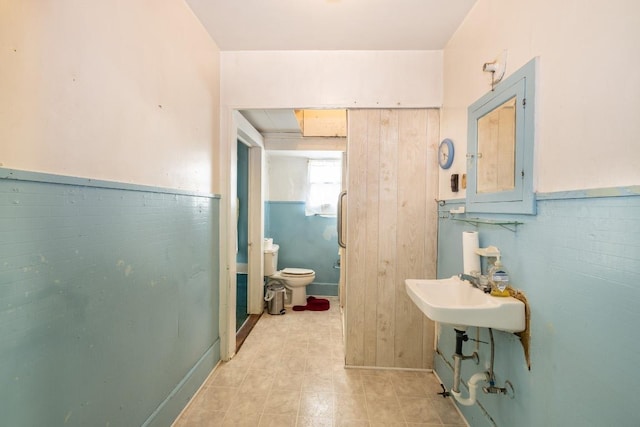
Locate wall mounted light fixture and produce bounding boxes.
[483,50,508,90]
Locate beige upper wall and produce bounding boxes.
[218,50,445,241]
[220,50,443,109]
[440,0,640,198]
[0,0,220,193]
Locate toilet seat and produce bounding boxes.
[281,268,314,277]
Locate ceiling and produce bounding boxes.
[186,0,477,51]
[240,109,301,134]
[241,109,346,159]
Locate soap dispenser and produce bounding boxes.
[488,255,510,297]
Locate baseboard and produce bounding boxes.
[169,360,222,427]
[307,282,339,296]
[344,365,433,372]
[142,339,221,427]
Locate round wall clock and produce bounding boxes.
[438,138,454,169]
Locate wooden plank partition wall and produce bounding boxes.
[345,109,439,369]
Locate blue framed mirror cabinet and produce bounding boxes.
[466,57,537,215]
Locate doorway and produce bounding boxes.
[236,141,249,331]
[222,109,347,359]
[221,112,266,358]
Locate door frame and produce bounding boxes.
[221,111,264,360]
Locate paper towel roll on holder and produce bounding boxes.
[462,231,481,275]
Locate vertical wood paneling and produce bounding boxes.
[424,109,440,281]
[376,110,399,366]
[422,109,439,368]
[345,110,368,366]
[345,109,438,369]
[363,110,381,366]
[395,110,428,368]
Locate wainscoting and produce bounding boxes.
[436,190,640,427]
[0,169,220,427]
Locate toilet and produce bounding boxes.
[264,243,315,307]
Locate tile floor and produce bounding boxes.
[173,297,466,427]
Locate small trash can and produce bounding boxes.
[264,280,286,315]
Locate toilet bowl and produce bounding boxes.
[270,268,316,306]
[264,243,316,307]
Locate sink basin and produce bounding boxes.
[405,276,525,332]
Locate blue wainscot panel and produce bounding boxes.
[0,169,220,427]
[265,201,339,296]
[435,188,640,427]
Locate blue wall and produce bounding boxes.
[236,143,249,328]
[0,169,220,427]
[237,142,249,264]
[236,273,248,330]
[265,201,339,296]
[435,190,640,427]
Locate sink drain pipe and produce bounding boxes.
[450,328,489,406]
[451,371,490,406]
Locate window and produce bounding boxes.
[305,159,342,216]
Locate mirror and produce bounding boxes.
[477,96,516,194]
[466,58,537,215]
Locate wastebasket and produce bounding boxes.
[264,280,286,315]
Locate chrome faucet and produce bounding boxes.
[458,273,491,293]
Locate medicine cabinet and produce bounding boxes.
[466,58,537,215]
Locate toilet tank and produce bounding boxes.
[263,244,279,276]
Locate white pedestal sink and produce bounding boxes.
[405,276,525,332]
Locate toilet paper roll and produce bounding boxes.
[462,231,481,275]
[264,238,273,250]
